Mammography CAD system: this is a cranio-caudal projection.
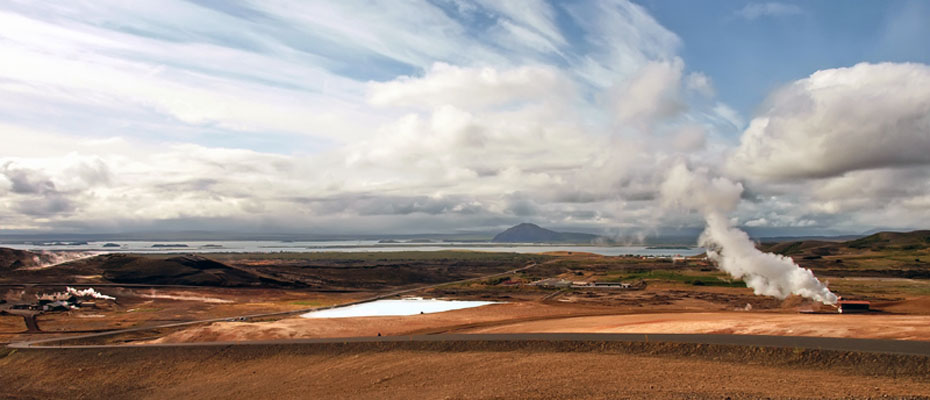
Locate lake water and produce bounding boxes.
[300,297,499,318]
[0,240,704,257]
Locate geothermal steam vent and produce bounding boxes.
[661,162,837,305]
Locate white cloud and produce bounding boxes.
[611,59,686,130]
[671,125,707,152]
[685,72,714,97]
[563,0,681,88]
[474,0,565,47]
[0,0,751,235]
[368,63,572,110]
[735,2,803,20]
[661,162,744,215]
[0,7,382,142]
[712,103,745,129]
[729,62,930,181]
[475,0,566,56]
[242,0,510,69]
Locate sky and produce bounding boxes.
[1,0,930,238]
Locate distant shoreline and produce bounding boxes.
[0,241,706,257]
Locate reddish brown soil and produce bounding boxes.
[148,302,609,343]
[460,311,930,340]
[149,295,930,344]
[2,345,930,399]
[0,287,365,344]
[874,296,930,314]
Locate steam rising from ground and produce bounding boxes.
[65,286,116,301]
[139,290,232,304]
[24,251,99,270]
[35,286,116,302]
[662,162,837,305]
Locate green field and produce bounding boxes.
[605,269,746,287]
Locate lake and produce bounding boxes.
[0,240,704,257]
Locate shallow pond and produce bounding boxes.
[300,297,499,319]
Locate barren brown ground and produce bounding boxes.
[460,311,930,340]
[148,302,605,343]
[2,345,930,400]
[5,249,930,399]
[149,295,930,344]
[0,287,366,343]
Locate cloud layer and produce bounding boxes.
[0,1,928,237]
[729,62,930,180]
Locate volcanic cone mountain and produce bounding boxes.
[491,223,599,244]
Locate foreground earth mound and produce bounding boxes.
[2,343,929,399]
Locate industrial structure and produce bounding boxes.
[837,300,870,314]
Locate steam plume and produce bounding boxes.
[25,251,98,270]
[661,162,837,305]
[36,286,116,302]
[66,286,116,301]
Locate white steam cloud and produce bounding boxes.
[661,162,837,305]
[24,251,99,270]
[65,286,116,301]
[36,286,116,302]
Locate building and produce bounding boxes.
[583,281,647,290]
[592,281,633,288]
[837,300,870,314]
[530,278,572,288]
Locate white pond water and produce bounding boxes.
[300,297,499,319]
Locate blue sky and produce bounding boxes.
[644,0,930,117]
[1,0,929,237]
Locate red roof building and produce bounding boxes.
[837,300,870,314]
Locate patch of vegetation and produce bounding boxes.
[778,241,804,255]
[844,232,930,252]
[847,235,887,250]
[829,253,930,270]
[827,277,930,297]
[479,276,510,286]
[610,269,745,287]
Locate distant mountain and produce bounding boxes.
[754,234,861,243]
[491,223,600,244]
[844,230,930,250]
[859,227,920,236]
[761,230,930,255]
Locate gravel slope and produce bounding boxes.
[3,339,930,399]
